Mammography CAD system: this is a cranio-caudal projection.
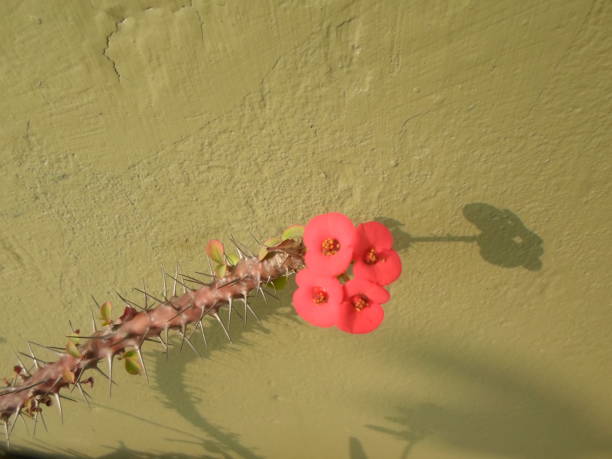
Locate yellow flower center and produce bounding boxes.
[321,238,341,256]
[351,294,369,311]
[312,287,328,304]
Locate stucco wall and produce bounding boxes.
[1,1,611,458]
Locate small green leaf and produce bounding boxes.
[100,301,112,324]
[268,276,287,290]
[263,237,282,247]
[281,225,304,241]
[125,358,140,375]
[227,253,239,266]
[124,350,140,375]
[206,239,225,265]
[66,341,81,358]
[214,263,227,278]
[124,350,137,359]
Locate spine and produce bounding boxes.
[0,238,305,446]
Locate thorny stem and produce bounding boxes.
[0,239,305,447]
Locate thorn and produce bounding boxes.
[13,352,30,377]
[153,335,167,350]
[161,265,168,298]
[53,393,63,424]
[91,295,100,308]
[0,380,46,397]
[32,411,38,437]
[164,327,170,360]
[218,277,242,289]
[90,310,97,333]
[229,235,246,259]
[179,273,207,286]
[142,279,148,309]
[115,290,146,311]
[249,230,261,245]
[134,287,165,306]
[39,410,48,432]
[8,407,20,435]
[4,420,9,449]
[257,285,268,304]
[76,382,91,409]
[269,278,279,295]
[27,343,40,369]
[242,293,259,323]
[178,328,200,356]
[136,347,149,384]
[178,322,187,352]
[177,263,187,294]
[207,257,216,280]
[166,273,193,292]
[213,312,231,342]
[262,286,280,301]
[28,341,64,355]
[168,304,195,322]
[173,264,179,296]
[106,354,113,398]
[66,334,112,340]
[230,234,254,257]
[93,364,117,385]
[227,297,233,330]
[196,320,207,349]
[194,271,215,278]
[19,351,48,366]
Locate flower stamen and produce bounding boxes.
[364,248,378,265]
[351,294,369,311]
[321,238,341,256]
[312,287,328,304]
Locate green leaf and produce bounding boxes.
[227,253,239,266]
[206,239,225,265]
[124,350,140,375]
[214,263,227,278]
[263,236,282,247]
[268,276,287,290]
[100,301,112,324]
[281,225,304,241]
[66,341,81,358]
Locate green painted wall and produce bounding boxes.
[1,1,611,457]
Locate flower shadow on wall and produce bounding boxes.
[365,343,612,459]
[376,202,544,271]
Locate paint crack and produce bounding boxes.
[103,20,122,82]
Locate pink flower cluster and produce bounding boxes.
[292,213,402,334]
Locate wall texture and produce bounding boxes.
[1,0,611,458]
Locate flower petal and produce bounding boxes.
[292,287,340,327]
[291,274,344,327]
[344,278,390,304]
[337,300,384,334]
[353,222,394,261]
[303,212,357,276]
[353,249,402,286]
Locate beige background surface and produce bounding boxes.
[1,0,612,458]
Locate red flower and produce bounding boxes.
[304,212,357,276]
[292,269,344,327]
[352,222,402,286]
[337,278,390,334]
